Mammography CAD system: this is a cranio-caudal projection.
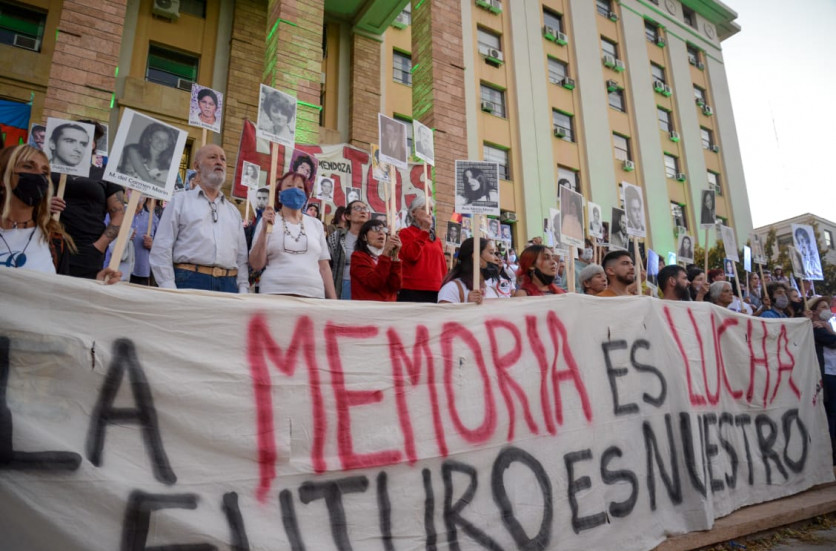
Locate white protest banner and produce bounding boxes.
[0,269,832,551]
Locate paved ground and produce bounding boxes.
[767,525,836,550]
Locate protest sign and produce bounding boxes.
[0,270,831,551]
[188,84,223,134]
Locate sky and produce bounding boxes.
[721,0,836,228]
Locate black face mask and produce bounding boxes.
[482,262,500,281]
[12,172,49,207]
[791,300,804,314]
[533,267,555,286]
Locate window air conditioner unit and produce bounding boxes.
[669,131,680,142]
[622,160,635,171]
[480,101,494,113]
[710,144,720,153]
[555,32,568,45]
[13,34,40,51]
[561,77,575,90]
[608,11,619,22]
[688,56,697,66]
[696,61,705,70]
[695,97,705,107]
[553,125,566,138]
[614,59,625,72]
[393,12,410,28]
[656,38,666,48]
[653,80,666,93]
[176,78,193,91]
[500,211,517,223]
[675,172,687,182]
[607,80,619,92]
[488,49,503,62]
[152,0,180,20]
[543,26,558,40]
[663,84,672,97]
[602,54,616,68]
[489,0,502,12]
[703,105,714,116]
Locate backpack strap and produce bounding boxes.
[454,279,465,303]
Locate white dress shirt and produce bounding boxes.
[150,186,249,292]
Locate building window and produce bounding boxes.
[477,27,501,55]
[657,108,672,132]
[694,85,706,104]
[596,0,612,17]
[180,0,207,18]
[552,110,574,142]
[393,50,412,85]
[825,230,833,249]
[687,43,701,65]
[645,20,659,43]
[547,57,568,84]
[608,89,625,111]
[701,127,714,149]
[651,63,666,84]
[671,202,687,230]
[707,171,722,195]
[613,133,630,162]
[557,166,579,193]
[664,153,678,178]
[683,6,697,29]
[543,9,563,33]
[480,84,506,117]
[484,144,510,180]
[0,2,46,52]
[394,115,413,152]
[601,37,618,60]
[146,44,200,90]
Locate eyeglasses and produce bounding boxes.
[369,226,389,234]
[208,201,218,223]
[352,205,371,213]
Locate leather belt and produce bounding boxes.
[174,263,238,278]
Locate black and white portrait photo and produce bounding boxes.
[677,233,694,263]
[28,122,45,151]
[454,160,500,215]
[371,144,390,183]
[610,207,628,250]
[724,258,735,280]
[700,189,716,228]
[488,218,500,240]
[241,161,261,190]
[188,84,223,134]
[290,150,318,190]
[791,223,824,280]
[378,114,408,170]
[788,246,805,279]
[557,166,579,193]
[549,207,562,251]
[587,201,603,240]
[720,225,739,262]
[346,187,362,205]
[559,186,584,248]
[622,183,646,238]
[316,175,334,201]
[751,233,766,265]
[104,108,187,201]
[500,224,512,244]
[44,118,95,177]
[256,84,297,146]
[95,123,109,156]
[413,120,434,166]
[446,222,462,245]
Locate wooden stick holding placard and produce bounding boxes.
[732,261,745,306]
[567,247,576,293]
[633,237,643,293]
[424,164,430,214]
[146,199,155,236]
[244,198,251,224]
[389,174,397,235]
[108,191,141,272]
[703,228,709,273]
[472,213,481,299]
[52,174,67,222]
[267,143,279,234]
[201,128,208,148]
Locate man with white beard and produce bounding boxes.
[151,145,249,293]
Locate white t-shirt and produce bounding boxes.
[824,318,836,376]
[252,216,330,297]
[437,278,507,303]
[0,227,55,274]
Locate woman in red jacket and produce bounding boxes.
[351,219,402,301]
[397,196,447,302]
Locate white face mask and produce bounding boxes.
[820,309,833,322]
[582,248,593,261]
[509,254,517,263]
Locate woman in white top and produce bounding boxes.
[249,171,337,298]
[438,237,506,304]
